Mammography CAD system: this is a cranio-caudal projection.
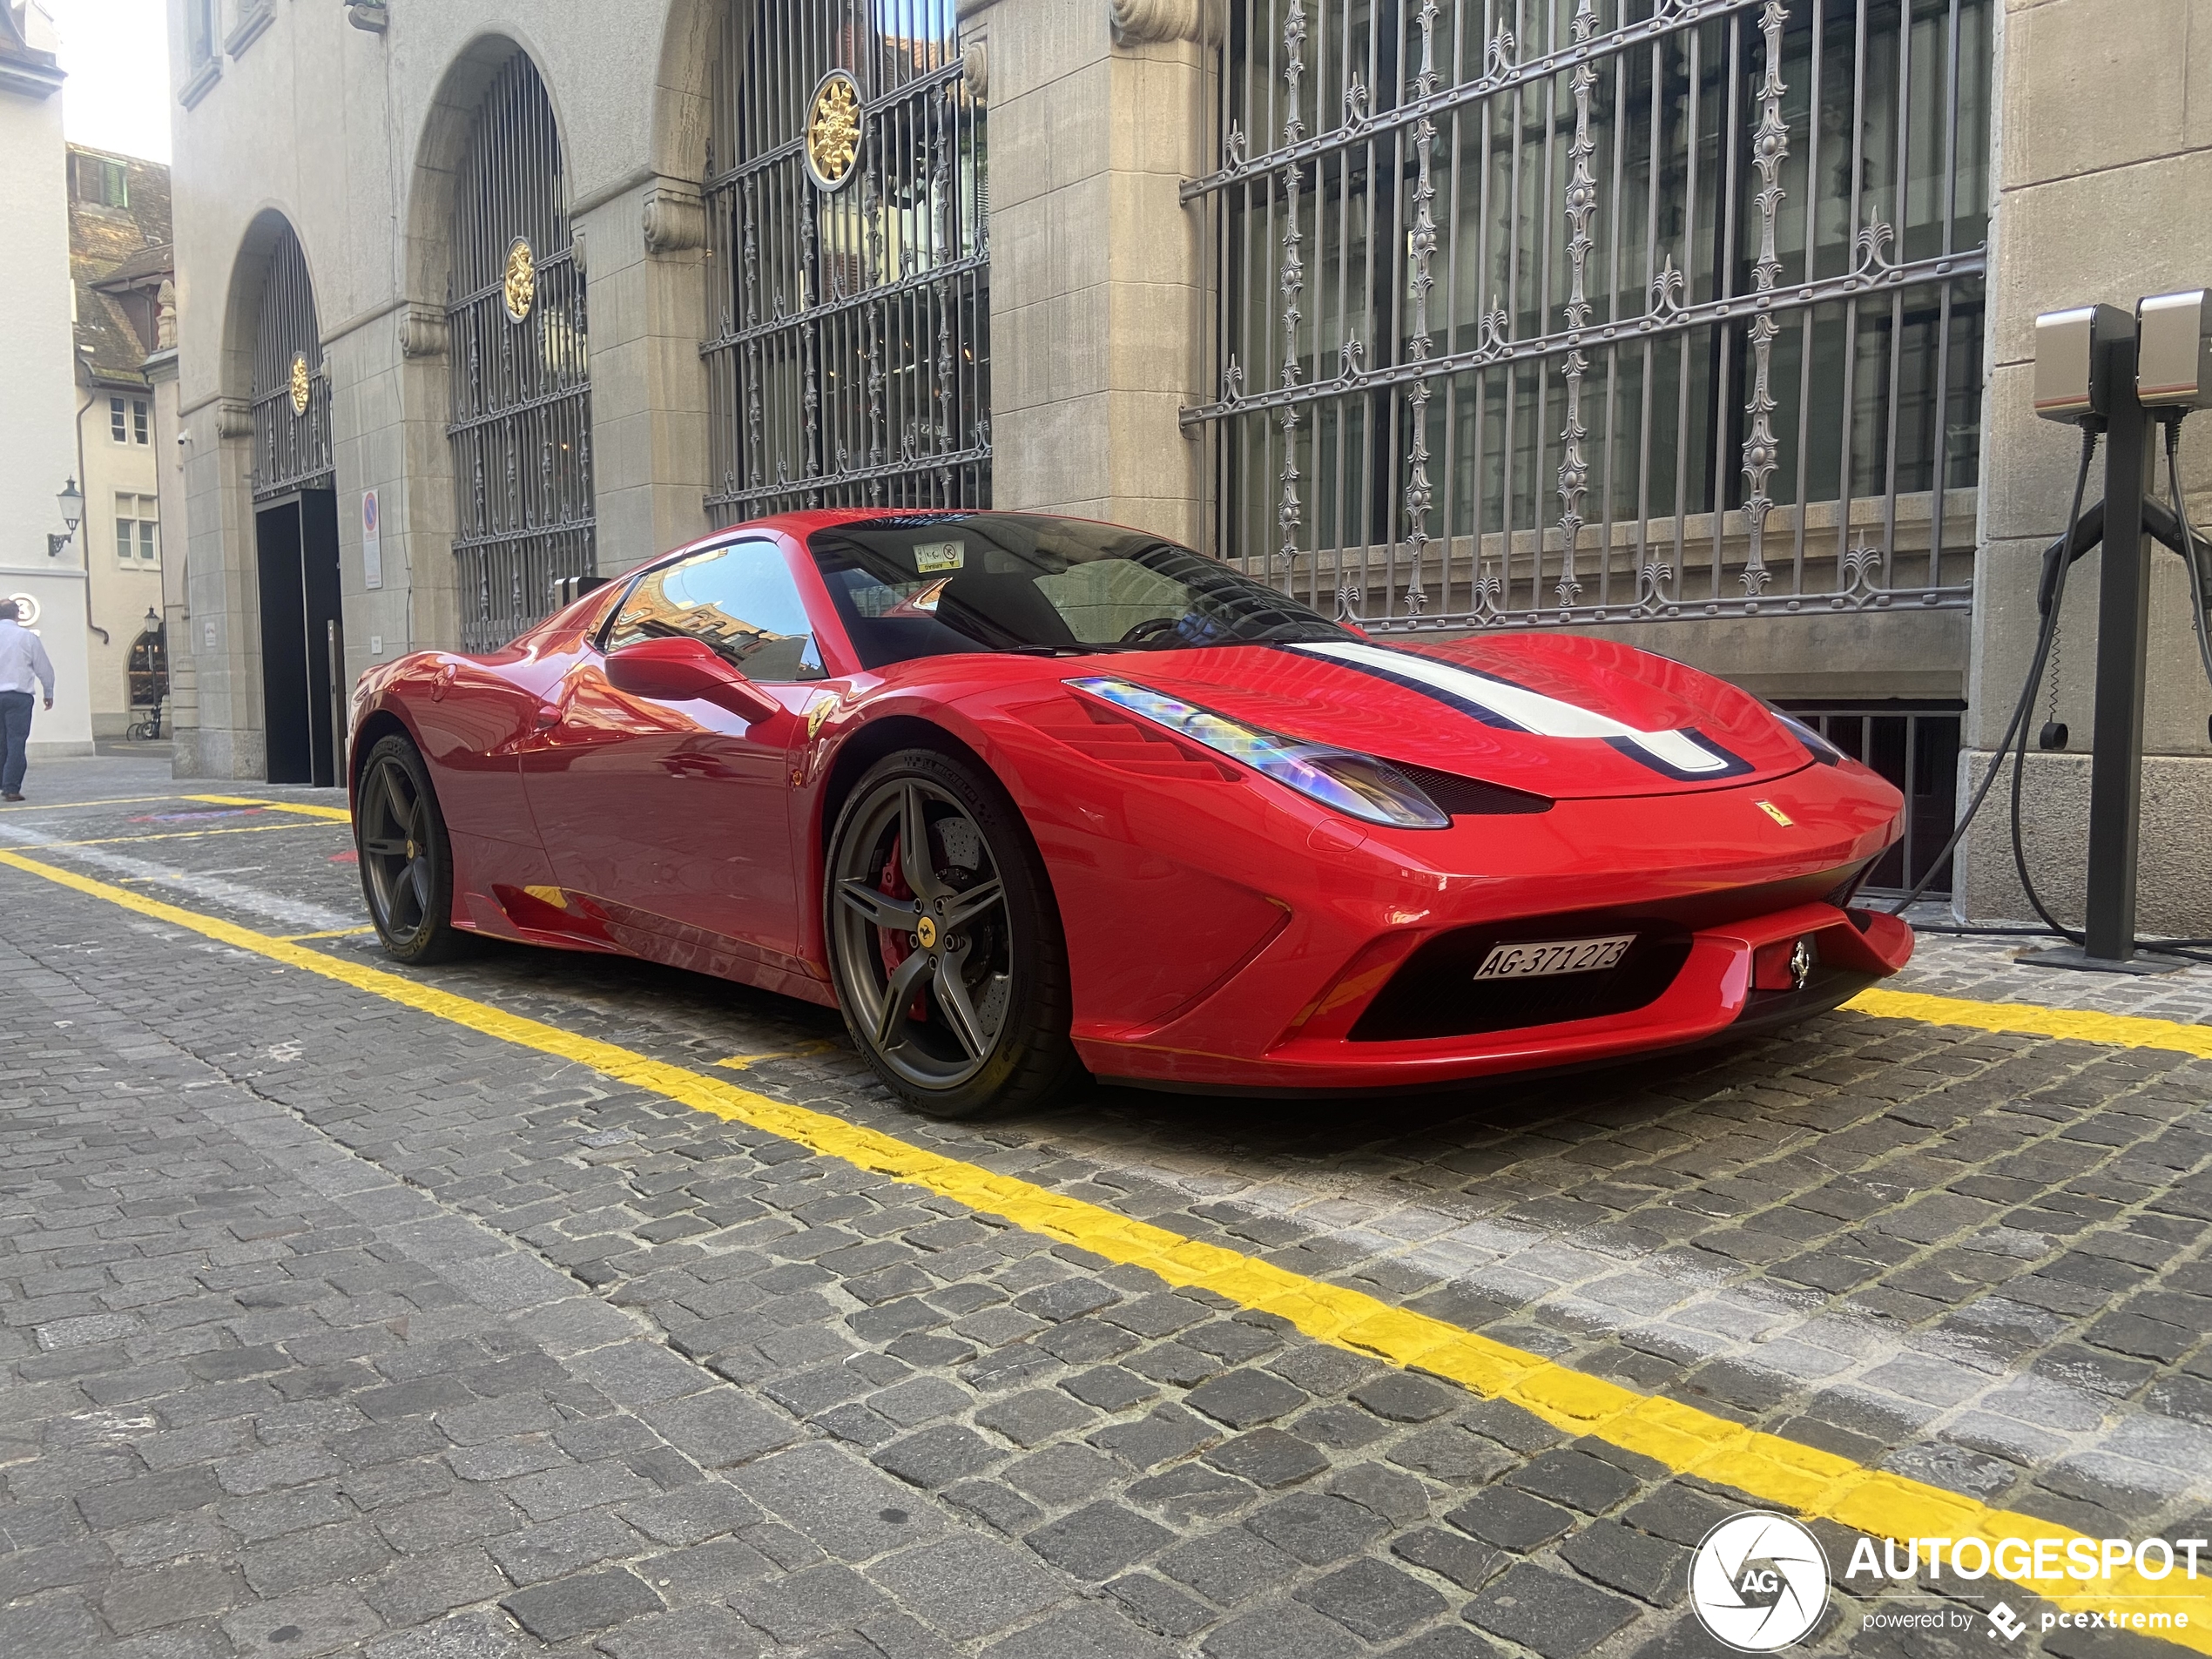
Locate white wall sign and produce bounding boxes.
[6,592,39,627]
[203,619,217,652]
[361,489,383,590]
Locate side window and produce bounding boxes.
[604,541,825,682]
[110,397,127,444]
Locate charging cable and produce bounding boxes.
[1891,417,2212,957]
[2163,415,2212,699]
[1884,426,2098,916]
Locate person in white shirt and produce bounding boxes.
[0,599,57,802]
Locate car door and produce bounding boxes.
[519,538,825,974]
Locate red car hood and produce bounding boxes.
[1093,636,1814,800]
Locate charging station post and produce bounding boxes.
[2021,290,2212,973]
[2079,323,2156,965]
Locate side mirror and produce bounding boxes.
[604,637,783,725]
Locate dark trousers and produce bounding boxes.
[0,691,34,794]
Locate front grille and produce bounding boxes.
[1350,920,1693,1042]
[1823,859,1875,911]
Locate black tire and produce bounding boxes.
[825,746,1084,1119]
[354,732,472,965]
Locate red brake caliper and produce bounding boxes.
[874,835,930,1023]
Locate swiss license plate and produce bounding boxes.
[1474,934,1635,981]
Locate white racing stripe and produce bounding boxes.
[0,819,361,934]
[1292,638,1731,774]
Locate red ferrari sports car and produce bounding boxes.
[347,509,1912,1117]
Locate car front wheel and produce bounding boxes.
[354,732,471,965]
[825,747,1082,1119]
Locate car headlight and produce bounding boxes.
[1068,678,1452,829]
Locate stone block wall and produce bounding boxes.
[1957,0,2212,929]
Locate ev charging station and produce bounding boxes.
[2021,289,2212,973]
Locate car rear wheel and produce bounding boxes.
[355,733,471,965]
[825,747,1082,1119]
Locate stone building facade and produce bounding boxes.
[2,1,94,757]
[70,144,175,737]
[1952,0,2212,934]
[158,0,2212,925]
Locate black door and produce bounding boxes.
[255,489,343,786]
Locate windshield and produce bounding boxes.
[808,514,1355,668]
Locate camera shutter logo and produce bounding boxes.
[1689,1512,1830,1651]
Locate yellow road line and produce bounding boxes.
[0,842,2202,1650]
[187,793,354,823]
[715,1041,839,1070]
[1847,986,2212,1058]
[0,793,188,813]
[278,926,377,942]
[44,821,345,849]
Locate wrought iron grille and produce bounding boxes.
[250,225,334,503]
[447,50,596,653]
[1185,0,1989,631]
[1783,699,1960,894]
[701,0,990,524]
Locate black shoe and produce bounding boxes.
[2,792,22,802]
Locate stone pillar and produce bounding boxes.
[145,345,199,770]
[577,176,712,571]
[325,304,452,699]
[176,389,266,779]
[1958,0,2212,934]
[978,0,1215,549]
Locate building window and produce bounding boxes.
[110,396,128,444]
[133,400,150,444]
[185,0,216,65]
[72,154,130,207]
[115,496,159,565]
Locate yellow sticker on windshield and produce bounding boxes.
[914,540,965,574]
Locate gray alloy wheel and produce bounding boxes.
[825,748,1082,1118]
[354,732,470,965]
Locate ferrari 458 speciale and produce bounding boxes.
[348,510,1912,1117]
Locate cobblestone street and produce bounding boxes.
[6,754,2212,1659]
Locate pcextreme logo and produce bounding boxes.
[1690,1512,1831,1651]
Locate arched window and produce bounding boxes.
[701,0,988,523]
[251,225,332,502]
[446,50,596,651]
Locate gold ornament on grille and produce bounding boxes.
[503,238,536,324]
[287,353,311,418]
[805,71,863,192]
